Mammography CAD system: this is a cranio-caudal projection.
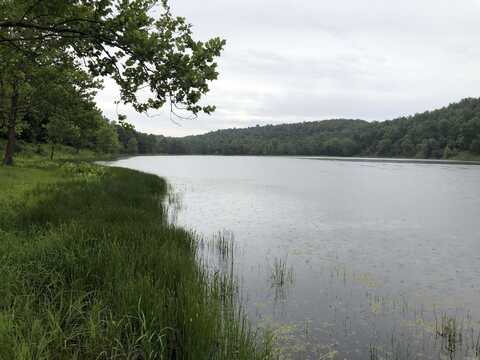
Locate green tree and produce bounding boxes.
[0,46,101,164]
[443,145,455,159]
[470,136,480,154]
[126,137,139,154]
[0,0,225,164]
[0,46,35,164]
[400,137,416,157]
[417,138,441,159]
[46,117,80,160]
[95,122,120,154]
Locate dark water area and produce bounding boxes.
[107,156,480,359]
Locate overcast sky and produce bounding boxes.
[96,0,480,137]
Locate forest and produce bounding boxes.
[6,91,480,160]
[161,98,480,159]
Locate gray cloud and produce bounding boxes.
[96,0,480,137]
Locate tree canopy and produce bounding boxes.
[0,0,225,164]
[153,98,480,159]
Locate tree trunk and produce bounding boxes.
[50,144,55,160]
[3,81,19,166]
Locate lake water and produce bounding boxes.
[108,156,480,359]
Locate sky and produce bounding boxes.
[95,0,480,137]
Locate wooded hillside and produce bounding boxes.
[160,98,480,159]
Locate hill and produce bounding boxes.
[160,97,480,159]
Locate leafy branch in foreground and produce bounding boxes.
[0,0,225,164]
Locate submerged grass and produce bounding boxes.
[0,161,271,359]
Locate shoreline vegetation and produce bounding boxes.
[2,148,479,358]
[0,150,272,359]
[301,156,480,165]
[5,97,480,166]
[119,98,480,161]
[110,152,480,166]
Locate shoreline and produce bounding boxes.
[299,156,480,165]
[0,160,270,359]
[107,153,480,166]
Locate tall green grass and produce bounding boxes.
[0,162,271,359]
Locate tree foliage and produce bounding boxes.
[0,0,224,114]
[0,0,225,164]
[155,98,480,159]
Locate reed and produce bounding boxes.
[0,162,271,359]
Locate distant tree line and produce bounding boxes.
[159,98,480,159]
[6,92,480,160]
[113,115,169,155]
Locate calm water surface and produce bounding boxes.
[108,156,480,359]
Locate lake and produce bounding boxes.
[107,156,480,359]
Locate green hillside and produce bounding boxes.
[161,98,480,159]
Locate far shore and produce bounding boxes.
[104,154,480,166]
[300,156,480,165]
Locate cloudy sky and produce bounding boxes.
[96,0,480,137]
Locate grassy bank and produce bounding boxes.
[0,159,270,359]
